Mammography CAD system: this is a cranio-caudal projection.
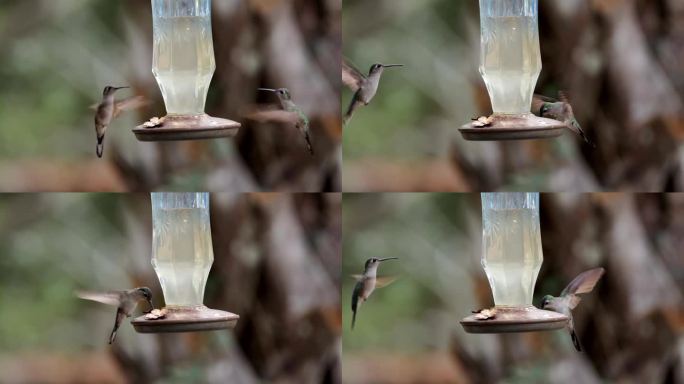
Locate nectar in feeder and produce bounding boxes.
[459,0,566,141]
[480,6,541,114]
[153,8,215,115]
[133,0,240,142]
[151,197,213,306]
[132,192,238,333]
[481,193,542,306]
[461,193,567,333]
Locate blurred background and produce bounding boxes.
[0,0,341,192]
[342,193,684,384]
[342,0,684,192]
[0,193,342,383]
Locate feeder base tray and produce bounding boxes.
[459,114,566,141]
[461,306,568,334]
[132,305,239,333]
[133,114,240,142]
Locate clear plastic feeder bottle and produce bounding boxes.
[152,0,216,116]
[479,0,541,115]
[481,192,542,306]
[151,192,214,307]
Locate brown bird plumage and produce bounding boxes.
[93,86,148,158]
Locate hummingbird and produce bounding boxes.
[257,88,314,155]
[541,268,605,352]
[93,86,148,158]
[351,257,398,330]
[342,59,404,125]
[532,92,594,147]
[76,287,154,344]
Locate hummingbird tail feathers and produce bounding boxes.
[571,329,582,352]
[569,119,596,148]
[109,308,126,345]
[344,99,363,126]
[304,132,314,155]
[351,290,359,331]
[96,135,105,158]
[351,309,357,330]
[578,129,595,148]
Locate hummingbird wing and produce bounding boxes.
[567,295,582,310]
[76,290,122,307]
[247,108,300,125]
[343,97,364,126]
[374,276,397,289]
[342,58,365,92]
[113,96,149,119]
[350,274,364,281]
[561,268,605,297]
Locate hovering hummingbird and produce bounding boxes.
[342,59,404,125]
[541,268,605,352]
[77,287,154,344]
[351,257,398,330]
[256,88,314,155]
[532,92,594,147]
[93,86,148,158]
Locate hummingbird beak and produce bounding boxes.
[378,257,399,262]
[382,64,404,68]
[146,298,154,312]
[114,86,130,90]
[258,88,277,93]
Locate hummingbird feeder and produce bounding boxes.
[132,0,240,142]
[132,192,238,333]
[459,0,565,141]
[460,193,567,333]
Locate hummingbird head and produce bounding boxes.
[369,64,384,75]
[364,257,398,270]
[258,88,291,100]
[541,102,570,121]
[103,86,129,97]
[135,287,154,310]
[275,88,291,100]
[369,63,404,75]
[540,294,555,310]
